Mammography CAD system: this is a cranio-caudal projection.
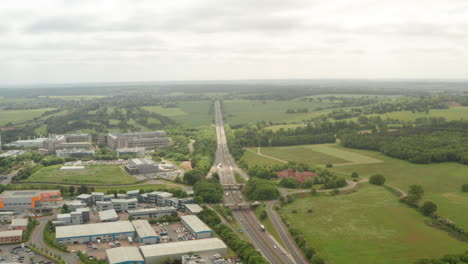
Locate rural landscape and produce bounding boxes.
[1,81,468,264]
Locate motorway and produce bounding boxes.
[213,101,298,264]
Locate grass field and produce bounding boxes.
[0,108,57,125]
[241,149,285,167]
[280,184,468,264]
[223,100,339,125]
[25,165,138,185]
[326,146,468,229]
[263,124,304,131]
[94,184,180,193]
[143,101,213,127]
[344,106,468,122]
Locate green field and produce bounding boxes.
[241,149,285,167]
[246,144,381,167]
[25,165,138,185]
[264,124,304,131]
[223,100,339,125]
[94,184,180,193]
[0,108,57,125]
[280,184,468,264]
[344,106,468,122]
[143,101,213,127]
[326,146,468,229]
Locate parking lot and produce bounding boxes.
[0,244,55,264]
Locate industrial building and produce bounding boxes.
[99,209,118,222]
[0,190,62,212]
[99,131,169,150]
[140,238,227,264]
[0,211,15,221]
[56,149,95,158]
[10,218,28,230]
[0,230,23,244]
[4,137,47,148]
[132,220,159,244]
[181,215,212,239]
[125,158,159,175]
[184,204,203,215]
[0,150,26,158]
[106,247,144,264]
[128,207,177,219]
[116,147,145,157]
[56,221,135,244]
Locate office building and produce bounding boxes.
[96,201,113,211]
[125,158,159,175]
[0,230,23,244]
[56,149,95,158]
[100,131,169,150]
[77,194,93,205]
[116,147,145,157]
[184,204,203,215]
[112,198,138,212]
[0,190,62,212]
[4,138,47,148]
[128,207,177,219]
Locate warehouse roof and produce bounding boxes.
[132,220,158,239]
[99,209,118,222]
[181,215,211,234]
[56,221,134,239]
[106,246,144,264]
[0,190,60,198]
[10,218,28,227]
[185,204,203,214]
[0,230,23,238]
[140,238,227,258]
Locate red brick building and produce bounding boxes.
[277,169,318,183]
[0,230,22,244]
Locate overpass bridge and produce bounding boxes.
[222,184,245,190]
[224,201,261,210]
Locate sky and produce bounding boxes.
[1,0,467,85]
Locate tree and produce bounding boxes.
[408,185,424,199]
[183,169,205,185]
[462,184,468,192]
[369,174,386,185]
[420,201,437,216]
[68,186,75,196]
[351,172,359,178]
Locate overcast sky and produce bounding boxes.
[1,0,467,85]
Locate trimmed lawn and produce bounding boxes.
[0,108,57,125]
[25,165,137,185]
[280,184,468,264]
[344,106,468,122]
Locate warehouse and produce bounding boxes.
[0,190,63,212]
[10,218,28,230]
[184,204,203,215]
[0,230,23,244]
[106,246,144,264]
[140,238,227,264]
[180,215,212,239]
[128,207,176,219]
[132,220,159,244]
[99,209,118,222]
[56,221,135,244]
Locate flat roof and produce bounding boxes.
[185,204,203,213]
[127,190,140,194]
[181,215,211,234]
[132,220,158,239]
[56,221,134,239]
[0,230,23,238]
[111,198,138,203]
[106,247,144,264]
[0,190,61,198]
[140,238,227,258]
[92,192,105,196]
[11,218,28,227]
[77,194,92,199]
[128,207,176,214]
[65,200,84,206]
[99,209,118,221]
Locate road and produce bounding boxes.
[1,170,18,185]
[213,101,297,264]
[30,213,78,263]
[266,201,308,264]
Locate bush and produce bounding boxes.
[369,174,386,185]
[279,177,300,188]
[325,164,333,168]
[351,172,359,178]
